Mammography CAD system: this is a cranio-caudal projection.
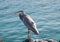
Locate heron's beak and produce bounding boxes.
[13,12,19,14]
[12,11,23,14]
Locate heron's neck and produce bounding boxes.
[19,13,25,20]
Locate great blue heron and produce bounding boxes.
[14,11,39,39]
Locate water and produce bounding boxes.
[0,0,60,42]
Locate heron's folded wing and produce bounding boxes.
[23,15,39,35]
[23,15,35,27]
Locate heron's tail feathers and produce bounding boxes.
[30,27,39,35]
[33,27,39,35]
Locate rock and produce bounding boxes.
[0,40,3,42]
[23,39,34,42]
[23,39,56,42]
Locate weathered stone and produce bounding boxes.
[0,40,3,42]
[23,39,56,42]
[23,39,34,42]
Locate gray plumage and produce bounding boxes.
[16,11,39,35]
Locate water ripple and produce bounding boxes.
[0,0,60,42]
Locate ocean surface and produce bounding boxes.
[0,0,60,42]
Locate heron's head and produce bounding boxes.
[14,11,24,15]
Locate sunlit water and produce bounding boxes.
[0,0,60,42]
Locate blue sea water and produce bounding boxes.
[0,0,60,42]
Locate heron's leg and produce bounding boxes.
[28,29,31,39]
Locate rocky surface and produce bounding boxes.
[23,39,56,42]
